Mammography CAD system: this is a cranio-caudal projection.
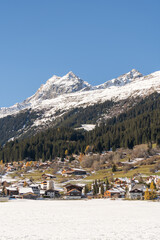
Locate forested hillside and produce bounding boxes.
[0,93,160,163]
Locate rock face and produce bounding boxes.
[0,69,160,143]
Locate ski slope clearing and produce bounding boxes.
[0,199,160,240]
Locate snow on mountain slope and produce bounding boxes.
[93,69,143,89]
[31,70,160,127]
[0,69,160,126]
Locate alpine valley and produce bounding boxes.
[1,69,160,161]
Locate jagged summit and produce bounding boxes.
[24,71,92,104]
[120,69,143,81]
[130,68,142,76]
[47,71,77,83]
[64,71,77,78]
[94,69,143,90]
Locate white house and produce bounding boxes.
[30,184,40,195]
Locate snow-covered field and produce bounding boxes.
[0,199,160,240]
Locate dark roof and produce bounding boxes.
[130,189,143,193]
[64,184,83,189]
[45,189,59,193]
[67,189,81,193]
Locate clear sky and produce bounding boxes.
[0,0,160,107]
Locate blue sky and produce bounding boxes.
[0,0,160,107]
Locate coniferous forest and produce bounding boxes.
[0,93,160,163]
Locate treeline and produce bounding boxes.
[1,93,160,162]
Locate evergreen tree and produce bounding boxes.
[84,185,89,195]
[105,177,109,190]
[101,184,104,196]
[112,164,117,172]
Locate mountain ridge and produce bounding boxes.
[0,69,152,119]
[0,69,160,144]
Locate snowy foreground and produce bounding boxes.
[0,199,160,240]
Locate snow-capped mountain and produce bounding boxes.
[0,71,91,118]
[0,69,160,143]
[0,69,159,118]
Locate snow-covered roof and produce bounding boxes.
[19,187,33,194]
[30,184,39,188]
[6,187,17,191]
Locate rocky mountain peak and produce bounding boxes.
[24,71,91,104]
[126,69,143,79]
[65,71,77,78]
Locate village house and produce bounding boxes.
[45,189,60,198]
[129,188,143,200]
[64,184,83,199]
[43,180,60,198]
[4,187,19,197]
[30,184,40,196]
[19,186,39,199]
[128,183,146,200]
[62,168,87,177]
[104,187,126,199]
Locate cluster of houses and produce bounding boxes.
[94,176,160,200]
[0,177,84,200]
[104,178,146,200]
[1,173,160,200]
[1,159,160,200]
[0,166,88,200]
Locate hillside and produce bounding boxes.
[1,92,160,162]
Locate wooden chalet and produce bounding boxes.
[129,189,143,200]
[64,184,83,199]
[4,187,19,197]
[64,184,83,193]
